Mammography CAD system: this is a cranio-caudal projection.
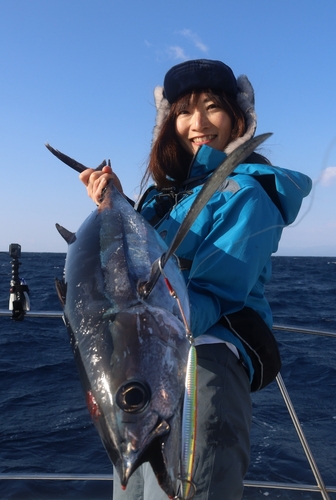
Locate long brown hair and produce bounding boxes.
[141,89,247,191]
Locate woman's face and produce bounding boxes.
[175,92,233,155]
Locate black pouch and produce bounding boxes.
[220,307,281,392]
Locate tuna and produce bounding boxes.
[56,185,191,498]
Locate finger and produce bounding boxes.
[101,165,112,174]
[92,174,113,203]
[79,168,95,186]
[87,172,112,200]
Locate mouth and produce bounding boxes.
[115,418,178,498]
[117,418,171,484]
[191,134,216,146]
[146,434,176,498]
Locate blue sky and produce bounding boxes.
[0,0,335,256]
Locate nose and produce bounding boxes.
[191,109,209,131]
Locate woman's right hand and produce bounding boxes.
[79,166,123,205]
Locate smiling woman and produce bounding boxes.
[80,59,312,500]
[142,60,259,190]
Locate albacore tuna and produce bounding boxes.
[56,183,191,497]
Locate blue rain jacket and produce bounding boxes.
[139,145,312,378]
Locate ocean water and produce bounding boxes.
[0,253,335,500]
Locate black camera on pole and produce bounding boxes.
[9,244,30,320]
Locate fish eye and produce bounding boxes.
[116,381,151,413]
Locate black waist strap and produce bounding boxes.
[220,307,281,391]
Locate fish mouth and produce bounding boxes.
[118,418,169,483]
[117,418,177,497]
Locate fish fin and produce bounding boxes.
[55,277,67,307]
[95,159,108,171]
[45,143,89,173]
[45,143,107,173]
[56,223,76,244]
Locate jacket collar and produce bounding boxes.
[187,145,227,180]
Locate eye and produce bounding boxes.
[206,103,218,111]
[177,109,190,116]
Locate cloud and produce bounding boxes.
[165,29,207,62]
[320,166,336,186]
[167,45,188,61]
[178,29,208,53]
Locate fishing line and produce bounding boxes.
[185,137,336,284]
[158,256,192,340]
[285,135,336,229]
[158,257,198,500]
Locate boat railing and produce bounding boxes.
[0,309,335,498]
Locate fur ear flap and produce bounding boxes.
[152,86,171,145]
[224,75,257,154]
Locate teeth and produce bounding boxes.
[192,135,216,144]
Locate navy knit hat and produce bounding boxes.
[163,59,238,104]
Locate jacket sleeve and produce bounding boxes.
[187,180,285,337]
